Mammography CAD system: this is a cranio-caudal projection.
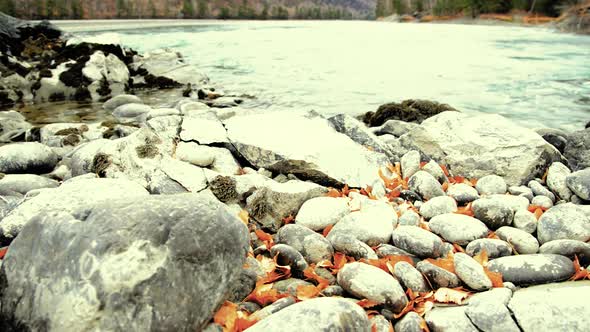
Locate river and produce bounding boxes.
[53,20,590,131]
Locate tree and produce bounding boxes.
[198,0,208,18]
[72,0,83,18]
[148,0,157,18]
[183,0,195,18]
[218,6,231,19]
[45,0,57,18]
[376,0,386,17]
[0,0,16,16]
[260,3,269,19]
[117,0,128,18]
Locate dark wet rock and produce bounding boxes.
[0,142,58,174]
[228,269,258,303]
[363,99,458,127]
[419,196,457,220]
[400,112,562,186]
[508,281,590,331]
[130,48,208,88]
[539,239,590,263]
[472,196,514,230]
[247,297,371,332]
[466,238,513,259]
[392,225,444,258]
[0,13,61,56]
[425,305,478,332]
[496,226,539,254]
[428,213,489,245]
[563,128,590,171]
[487,254,575,286]
[454,253,492,291]
[394,261,430,293]
[337,262,408,313]
[295,197,350,231]
[416,260,461,288]
[0,193,249,331]
[328,114,396,159]
[542,133,568,153]
[408,171,445,200]
[0,174,58,194]
[329,234,378,260]
[277,224,334,264]
[566,168,590,200]
[537,203,590,244]
[547,162,573,201]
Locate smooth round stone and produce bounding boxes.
[422,160,447,184]
[537,203,590,244]
[0,174,58,195]
[446,183,479,204]
[272,278,313,296]
[487,254,575,286]
[419,196,457,220]
[277,224,334,264]
[112,103,152,118]
[175,142,215,167]
[512,210,538,234]
[508,185,534,202]
[476,175,507,195]
[249,297,296,321]
[528,180,556,202]
[496,226,539,254]
[392,226,444,258]
[270,244,308,275]
[295,197,350,231]
[246,297,371,332]
[408,171,445,200]
[337,262,408,313]
[401,150,420,179]
[466,238,513,258]
[532,195,553,209]
[416,260,461,289]
[370,315,391,332]
[398,210,420,226]
[546,162,572,201]
[0,142,58,174]
[539,239,590,262]
[329,234,378,260]
[428,213,489,245]
[394,312,427,332]
[103,94,142,110]
[485,194,530,212]
[375,244,415,258]
[394,261,430,293]
[472,197,514,230]
[454,253,492,291]
[321,285,344,297]
[327,203,396,246]
[566,168,590,201]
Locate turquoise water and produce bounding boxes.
[61,20,590,130]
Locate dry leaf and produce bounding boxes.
[570,255,590,281]
[214,301,238,332]
[282,215,295,225]
[296,284,321,301]
[238,210,249,225]
[245,284,289,306]
[326,188,343,198]
[439,164,450,177]
[322,224,334,238]
[303,266,331,290]
[426,254,456,274]
[357,299,380,308]
[255,229,274,249]
[433,287,471,305]
[452,243,465,253]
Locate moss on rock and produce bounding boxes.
[91,153,111,177]
[363,99,458,127]
[135,144,159,159]
[209,176,239,203]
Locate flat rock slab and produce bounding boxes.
[400,112,562,186]
[224,112,390,187]
[509,281,590,332]
[0,193,249,331]
[487,254,575,286]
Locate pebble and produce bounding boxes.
[495,226,539,254]
[476,175,507,195]
[398,210,421,226]
[546,162,572,201]
[487,254,575,286]
[394,261,430,293]
[277,224,334,264]
[394,312,427,332]
[531,195,553,209]
[511,209,538,234]
[528,180,556,202]
[408,171,445,200]
[465,238,513,258]
[539,239,590,262]
[446,183,479,204]
[419,196,457,220]
[249,297,296,321]
[272,279,313,296]
[391,226,444,258]
[537,203,590,244]
[472,196,515,230]
[508,185,534,202]
[428,213,489,245]
[453,253,492,291]
[270,244,309,275]
[416,260,461,288]
[102,94,142,110]
[370,315,392,332]
[422,160,447,184]
[0,142,59,174]
[401,150,421,179]
[566,168,590,201]
[375,244,415,258]
[295,197,350,231]
[425,306,478,332]
[465,301,520,332]
[329,234,378,260]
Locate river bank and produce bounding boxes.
[1,14,590,332]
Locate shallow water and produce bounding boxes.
[45,20,590,130]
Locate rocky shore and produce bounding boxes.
[1,13,590,332]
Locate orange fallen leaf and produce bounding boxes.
[433,287,471,305]
[255,229,274,249]
[570,255,590,281]
[441,182,449,191]
[449,176,465,184]
[439,164,450,177]
[420,161,428,168]
[455,202,474,217]
[533,208,544,220]
[473,249,489,266]
[214,301,238,332]
[322,224,334,238]
[469,178,478,187]
[303,265,331,290]
[527,204,548,213]
[238,210,249,225]
[245,283,289,306]
[282,215,295,225]
[426,254,456,274]
[452,243,465,253]
[296,284,321,301]
[394,289,435,319]
[326,188,343,198]
[357,298,381,308]
[474,250,504,287]
[487,231,499,239]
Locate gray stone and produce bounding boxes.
[454,253,492,291]
[398,210,421,226]
[508,185,533,202]
[0,174,58,194]
[539,239,590,262]
[537,203,590,244]
[249,297,296,321]
[531,195,553,209]
[0,111,31,143]
[0,193,249,331]
[487,254,575,286]
[465,239,512,258]
[247,297,371,332]
[466,287,513,306]
[277,224,334,264]
[408,171,445,200]
[566,168,590,200]
[370,315,392,332]
[422,160,448,184]
[425,306,478,332]
[476,175,507,195]
[295,197,350,231]
[508,281,590,332]
[547,162,573,201]
[272,279,313,296]
[512,210,538,234]
[372,119,419,138]
[465,302,520,332]
[472,196,515,230]
[328,114,396,158]
[337,262,408,313]
[112,103,152,121]
[400,112,561,186]
[327,202,397,246]
[270,244,309,275]
[228,269,258,303]
[419,196,457,220]
[528,180,556,202]
[329,234,378,260]
[103,94,142,110]
[484,194,530,212]
[392,225,444,258]
[375,244,415,258]
[401,150,421,179]
[446,183,479,204]
[428,214,489,245]
[321,285,344,297]
[175,141,215,167]
[394,312,426,332]
[180,112,228,145]
[0,142,58,174]
[563,129,590,171]
[394,261,430,293]
[496,226,539,254]
[416,260,461,288]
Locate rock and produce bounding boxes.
[393,261,430,293]
[0,177,149,245]
[537,203,590,244]
[337,262,407,313]
[372,119,420,137]
[247,180,327,231]
[112,103,151,121]
[528,180,556,202]
[208,96,242,108]
[370,315,392,332]
[131,48,209,87]
[327,114,395,158]
[295,197,350,231]
[0,174,58,194]
[465,301,520,332]
[512,210,538,234]
[453,253,492,291]
[327,202,397,246]
[0,111,31,143]
[508,185,534,202]
[398,210,420,226]
[542,133,568,153]
[147,108,181,120]
[400,112,562,186]
[224,112,389,187]
[401,150,421,179]
[329,234,378,260]
[247,297,371,332]
[416,260,462,288]
[363,99,458,127]
[508,281,590,331]
[375,244,415,258]
[175,141,215,167]
[484,194,530,212]
[391,225,444,258]
[475,175,507,195]
[425,306,478,332]
[563,128,590,171]
[531,195,553,209]
[465,239,513,258]
[422,160,448,184]
[487,254,575,286]
[0,142,58,174]
[321,285,344,297]
[394,312,426,332]
[566,168,590,200]
[272,279,313,296]
[419,196,457,220]
[539,239,590,263]
[0,193,249,331]
[408,171,445,200]
[446,183,479,204]
[472,196,514,230]
[546,162,573,201]
[428,214,489,245]
[180,112,228,145]
[103,94,142,110]
[277,224,334,264]
[271,244,309,275]
[495,226,539,254]
[399,189,423,202]
[82,50,129,101]
[228,269,258,303]
[249,297,296,321]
